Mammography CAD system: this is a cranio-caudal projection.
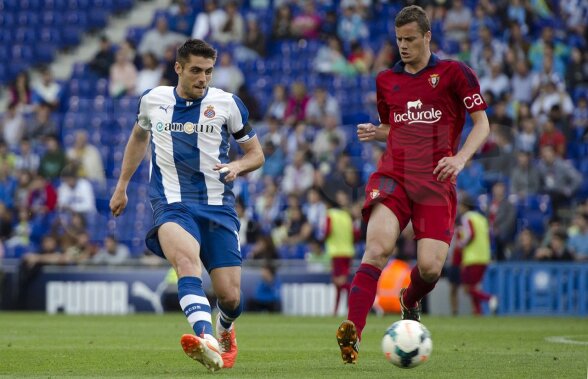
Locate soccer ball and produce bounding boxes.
[381,320,432,368]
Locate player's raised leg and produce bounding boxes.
[159,222,223,372]
[338,203,400,363]
[400,238,448,322]
[211,267,242,368]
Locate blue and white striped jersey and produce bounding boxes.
[136,86,255,208]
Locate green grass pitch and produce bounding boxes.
[0,313,587,378]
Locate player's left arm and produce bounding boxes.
[434,111,489,182]
[434,62,490,182]
[214,135,265,183]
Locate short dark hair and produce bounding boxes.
[176,39,217,66]
[395,5,430,34]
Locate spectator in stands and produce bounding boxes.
[565,47,588,95]
[487,181,516,261]
[13,170,33,211]
[28,102,58,142]
[21,234,64,269]
[167,0,195,36]
[191,0,226,41]
[510,151,541,198]
[469,4,497,41]
[444,0,472,43]
[7,71,32,110]
[135,52,163,96]
[348,41,374,75]
[312,115,346,165]
[38,135,67,181]
[119,38,142,70]
[5,208,31,249]
[514,117,538,153]
[248,234,278,261]
[531,81,574,120]
[281,150,315,196]
[57,165,97,215]
[1,103,25,149]
[320,9,338,40]
[210,52,244,94]
[237,84,262,122]
[52,211,87,252]
[528,26,569,77]
[138,16,186,60]
[0,168,16,211]
[91,235,130,265]
[510,228,537,261]
[159,46,180,87]
[536,145,582,215]
[212,1,245,46]
[479,62,510,100]
[538,119,566,157]
[568,213,588,261]
[372,40,395,75]
[88,35,115,78]
[234,16,266,62]
[511,60,536,104]
[278,204,312,248]
[27,174,57,216]
[260,115,285,148]
[571,97,588,139]
[63,231,96,264]
[337,4,369,44]
[535,229,574,261]
[271,3,294,41]
[14,139,39,174]
[109,48,138,97]
[488,101,513,128]
[306,87,342,127]
[261,140,285,179]
[254,178,282,234]
[0,202,13,242]
[291,1,321,39]
[457,159,486,200]
[304,187,327,241]
[284,82,310,126]
[470,26,506,77]
[235,198,260,247]
[481,124,514,182]
[67,130,106,185]
[266,84,288,121]
[31,67,61,110]
[503,21,531,71]
[247,263,281,313]
[314,36,356,76]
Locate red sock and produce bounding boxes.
[334,284,343,315]
[347,263,381,339]
[403,266,438,308]
[468,287,491,315]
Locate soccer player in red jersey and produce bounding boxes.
[336,5,490,364]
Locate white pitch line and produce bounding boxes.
[545,336,588,345]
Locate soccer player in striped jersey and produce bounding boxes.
[110,39,264,372]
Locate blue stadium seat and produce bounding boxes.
[0,12,15,27]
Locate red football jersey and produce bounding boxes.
[376,54,487,180]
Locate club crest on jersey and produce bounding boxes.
[204,105,216,118]
[428,74,440,88]
[370,189,380,200]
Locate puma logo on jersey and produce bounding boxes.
[159,105,171,113]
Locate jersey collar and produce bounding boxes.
[392,53,440,74]
[173,86,209,105]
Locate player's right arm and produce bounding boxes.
[110,123,150,217]
[357,123,390,142]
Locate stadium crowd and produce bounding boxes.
[1,0,588,272]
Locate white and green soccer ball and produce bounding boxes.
[382,320,432,368]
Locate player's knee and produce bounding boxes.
[419,265,442,282]
[364,243,392,263]
[217,290,240,310]
[173,254,200,276]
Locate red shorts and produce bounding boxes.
[461,264,487,286]
[331,257,352,277]
[362,172,456,244]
